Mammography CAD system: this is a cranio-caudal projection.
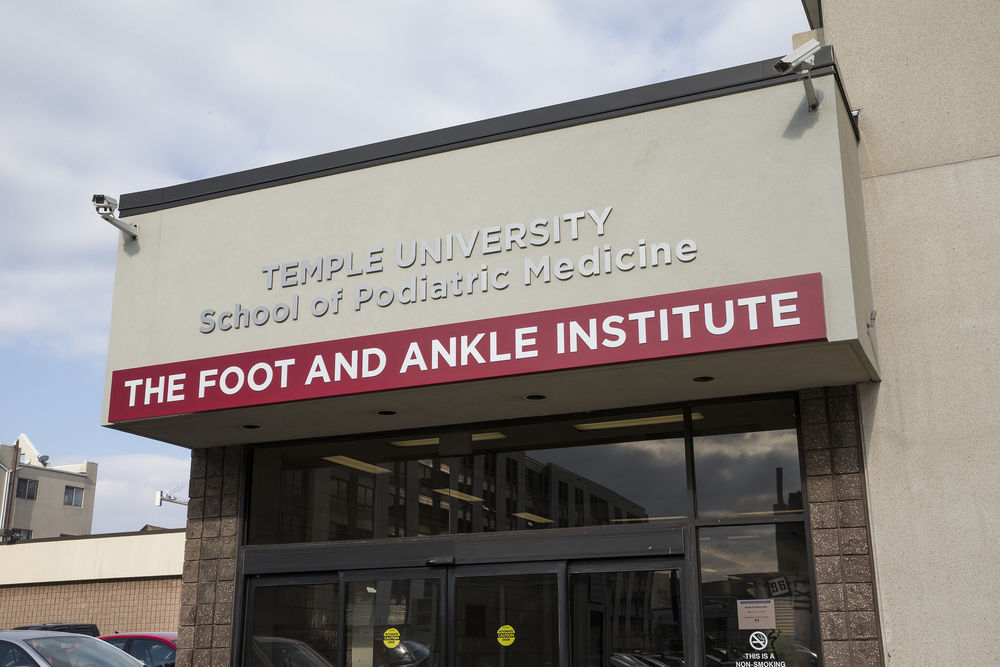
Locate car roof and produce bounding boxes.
[100,632,178,642]
[0,630,96,639]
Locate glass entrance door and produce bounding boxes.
[452,564,563,667]
[568,560,685,667]
[343,569,444,667]
[248,558,685,667]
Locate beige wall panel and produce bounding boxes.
[859,155,1000,664]
[836,84,877,370]
[11,465,97,539]
[105,76,869,424]
[823,0,1000,178]
[0,532,185,585]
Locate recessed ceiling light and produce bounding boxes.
[321,455,392,475]
[391,432,506,447]
[390,436,440,447]
[241,424,261,430]
[693,376,715,382]
[573,412,704,431]
[433,488,484,502]
[524,394,547,401]
[470,432,506,442]
[376,409,397,416]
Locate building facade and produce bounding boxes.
[99,3,998,666]
[0,530,184,633]
[1,434,98,541]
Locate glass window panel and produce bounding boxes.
[454,573,558,667]
[570,567,684,666]
[248,411,687,544]
[249,583,339,666]
[699,524,817,666]
[0,641,35,666]
[130,638,176,667]
[63,485,83,507]
[693,398,802,518]
[16,478,37,500]
[346,577,440,667]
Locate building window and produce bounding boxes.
[16,478,37,500]
[10,528,32,541]
[64,485,84,507]
[248,397,797,546]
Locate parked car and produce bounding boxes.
[100,632,177,667]
[0,630,143,666]
[11,624,100,637]
[251,636,334,666]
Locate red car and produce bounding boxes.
[100,632,177,667]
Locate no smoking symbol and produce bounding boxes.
[749,631,769,651]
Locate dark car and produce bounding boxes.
[100,632,177,667]
[12,623,100,637]
[251,636,334,666]
[0,630,143,666]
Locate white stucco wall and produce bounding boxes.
[0,531,184,585]
[824,1,1000,663]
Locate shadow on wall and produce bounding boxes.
[782,92,824,140]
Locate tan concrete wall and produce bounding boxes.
[104,75,870,400]
[823,1,1000,178]
[0,577,181,634]
[9,463,97,539]
[0,531,184,585]
[822,1,1000,663]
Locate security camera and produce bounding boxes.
[92,193,118,214]
[773,39,821,74]
[91,193,137,240]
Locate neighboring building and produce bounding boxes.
[0,530,184,632]
[1,434,98,541]
[96,3,998,666]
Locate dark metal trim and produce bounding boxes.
[242,522,684,576]
[566,557,682,574]
[229,445,251,667]
[800,0,823,29]
[119,50,840,217]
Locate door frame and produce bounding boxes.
[447,560,567,667]
[245,552,693,667]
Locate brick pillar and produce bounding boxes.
[799,387,884,667]
[176,446,242,667]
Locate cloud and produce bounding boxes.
[0,0,811,358]
[61,452,192,534]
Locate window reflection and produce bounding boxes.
[570,567,684,666]
[250,583,339,666]
[248,398,804,545]
[693,398,802,518]
[454,573,559,666]
[699,524,816,667]
[346,577,440,667]
[249,413,688,545]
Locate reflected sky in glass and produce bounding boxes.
[531,436,688,520]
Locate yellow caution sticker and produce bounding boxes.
[497,624,516,647]
[383,627,400,649]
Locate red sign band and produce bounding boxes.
[108,273,825,422]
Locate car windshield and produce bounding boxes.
[27,635,139,666]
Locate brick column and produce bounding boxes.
[799,387,884,667]
[176,446,242,667]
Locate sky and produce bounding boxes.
[0,1,809,534]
